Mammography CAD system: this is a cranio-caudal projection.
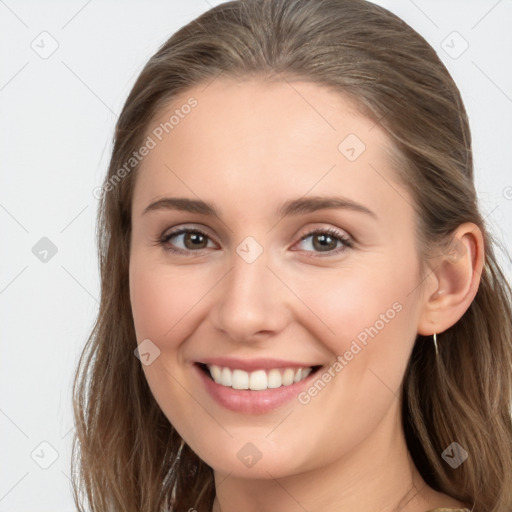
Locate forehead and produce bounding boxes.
[145,78,386,163]
[132,78,412,224]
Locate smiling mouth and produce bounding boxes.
[196,362,322,391]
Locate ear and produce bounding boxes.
[417,222,485,336]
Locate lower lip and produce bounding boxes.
[194,363,319,414]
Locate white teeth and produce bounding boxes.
[232,369,249,389]
[282,368,295,386]
[206,364,314,390]
[302,367,312,379]
[210,365,222,383]
[267,369,282,389]
[221,366,232,387]
[249,369,267,391]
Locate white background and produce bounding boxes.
[1,0,511,510]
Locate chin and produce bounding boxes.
[187,434,312,480]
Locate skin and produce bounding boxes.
[129,78,483,511]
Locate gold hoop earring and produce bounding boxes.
[433,332,439,356]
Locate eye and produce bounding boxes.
[293,227,353,257]
[154,225,353,258]
[155,227,217,255]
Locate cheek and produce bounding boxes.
[289,257,419,359]
[128,256,211,432]
[289,260,420,425]
[282,264,420,467]
[129,256,209,345]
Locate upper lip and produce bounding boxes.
[197,357,322,372]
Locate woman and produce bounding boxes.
[71,0,512,510]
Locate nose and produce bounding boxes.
[209,245,291,344]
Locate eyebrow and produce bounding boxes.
[142,195,377,219]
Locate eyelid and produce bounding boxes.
[295,225,351,242]
[159,223,216,240]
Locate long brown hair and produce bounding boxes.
[71,0,512,510]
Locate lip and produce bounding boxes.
[193,362,322,414]
[198,356,321,372]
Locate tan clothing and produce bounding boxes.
[426,509,471,512]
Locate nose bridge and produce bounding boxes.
[211,237,288,340]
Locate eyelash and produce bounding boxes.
[154,226,353,258]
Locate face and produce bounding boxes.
[129,78,427,479]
